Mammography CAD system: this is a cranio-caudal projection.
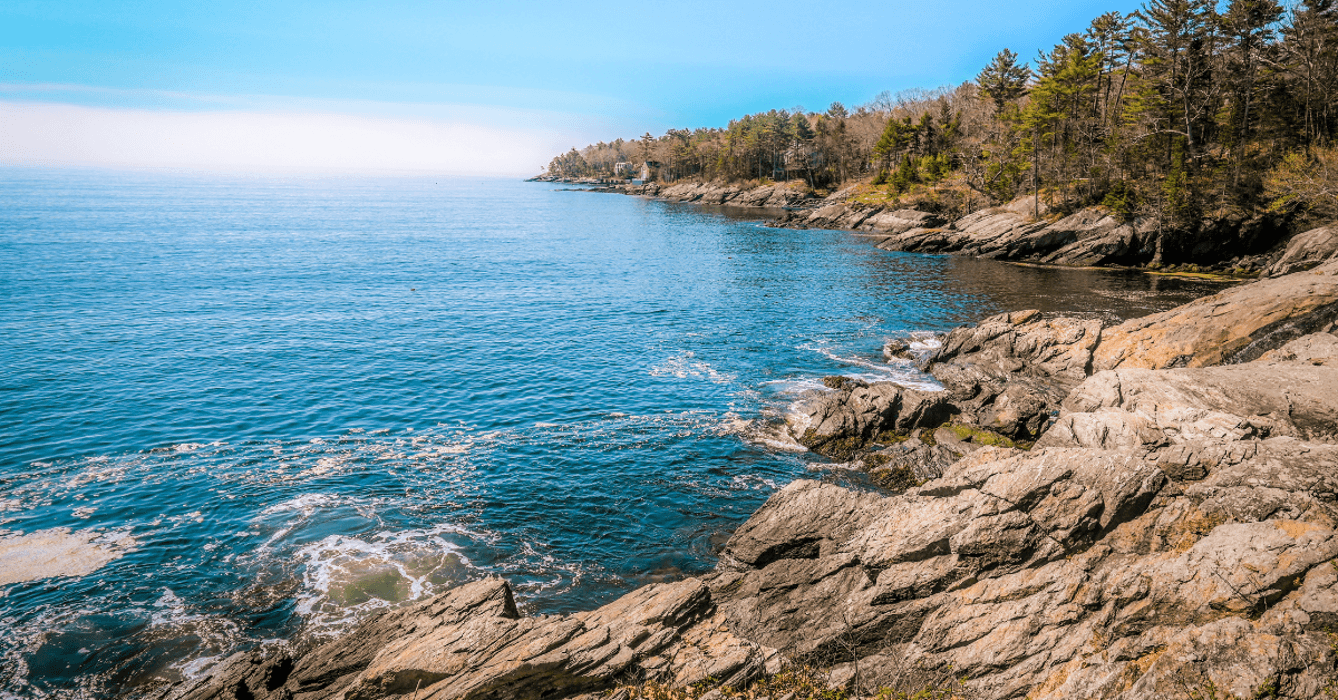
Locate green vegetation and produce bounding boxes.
[612,665,972,700]
[799,429,868,461]
[548,0,1338,236]
[942,424,1021,449]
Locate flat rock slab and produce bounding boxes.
[1094,259,1338,370]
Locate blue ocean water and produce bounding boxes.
[0,169,1222,698]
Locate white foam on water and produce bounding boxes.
[906,331,942,353]
[649,350,737,385]
[260,493,343,517]
[291,524,478,635]
[799,341,944,392]
[717,414,809,453]
[728,474,784,491]
[0,527,138,585]
[506,542,610,601]
[146,588,245,682]
[299,456,345,477]
[762,377,830,395]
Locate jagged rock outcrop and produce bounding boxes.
[776,198,1155,267]
[790,381,953,459]
[868,206,1150,266]
[1093,258,1338,370]
[159,577,780,700]
[1037,361,1338,454]
[858,209,944,235]
[651,182,816,209]
[924,310,1105,440]
[1035,209,1145,266]
[708,372,1338,698]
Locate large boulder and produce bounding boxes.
[790,381,952,459]
[1265,224,1338,277]
[1093,258,1338,370]
[949,207,1048,258]
[1038,209,1147,266]
[1038,361,1338,454]
[925,310,1105,440]
[857,209,944,235]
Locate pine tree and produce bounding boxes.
[977,49,1033,115]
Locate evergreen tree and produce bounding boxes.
[977,49,1033,114]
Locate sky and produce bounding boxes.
[0,0,1147,176]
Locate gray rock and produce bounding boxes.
[161,577,778,700]
[1038,362,1338,452]
[881,338,915,362]
[857,209,945,235]
[926,310,1104,440]
[706,434,1338,699]
[1038,209,1145,266]
[1259,331,1338,366]
[790,382,952,458]
[1264,225,1338,277]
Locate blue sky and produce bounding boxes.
[1,0,1145,174]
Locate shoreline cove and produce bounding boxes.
[540,176,1338,282]
[3,172,1330,699]
[155,252,1338,699]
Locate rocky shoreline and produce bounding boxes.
[543,177,1338,278]
[155,243,1338,698]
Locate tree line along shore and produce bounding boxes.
[539,0,1338,268]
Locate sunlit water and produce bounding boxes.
[0,170,1225,698]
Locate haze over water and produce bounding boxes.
[0,170,1221,698]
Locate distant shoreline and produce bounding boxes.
[533,176,1299,282]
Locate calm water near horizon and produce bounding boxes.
[0,169,1226,698]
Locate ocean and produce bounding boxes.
[0,169,1222,698]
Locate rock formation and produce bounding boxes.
[1093,258,1338,370]
[158,577,780,700]
[158,262,1338,700]
[1264,225,1338,277]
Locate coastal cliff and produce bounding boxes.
[156,261,1338,700]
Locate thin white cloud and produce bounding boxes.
[0,101,590,175]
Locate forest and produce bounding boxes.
[544,0,1338,232]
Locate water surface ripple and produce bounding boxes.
[0,170,1223,698]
